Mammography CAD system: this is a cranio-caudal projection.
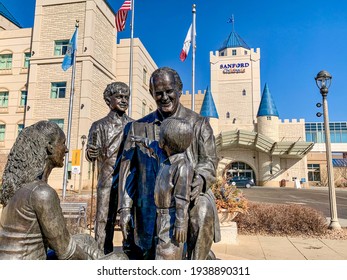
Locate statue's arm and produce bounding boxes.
[195,117,219,191]
[174,163,193,243]
[118,122,137,211]
[117,122,137,239]
[31,184,88,260]
[85,122,100,162]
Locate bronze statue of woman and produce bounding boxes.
[0,121,127,260]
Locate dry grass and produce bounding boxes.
[234,202,347,239]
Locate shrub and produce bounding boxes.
[234,202,328,237]
[211,177,248,214]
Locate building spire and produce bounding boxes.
[257,83,279,117]
[220,15,250,51]
[200,86,219,118]
[228,14,235,32]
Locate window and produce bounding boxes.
[143,67,148,85]
[142,100,146,117]
[51,82,66,98]
[242,89,246,96]
[54,40,69,56]
[220,51,225,56]
[267,116,272,120]
[17,124,24,136]
[305,122,347,143]
[24,52,31,68]
[0,91,9,107]
[226,112,230,119]
[0,124,5,141]
[49,119,64,130]
[232,49,237,56]
[149,105,153,113]
[20,90,27,107]
[0,54,12,70]
[308,164,320,181]
[244,50,248,55]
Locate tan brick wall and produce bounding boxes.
[39,3,86,58]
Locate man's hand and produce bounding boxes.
[119,208,132,240]
[191,174,204,203]
[86,144,100,160]
[130,136,148,148]
[174,227,187,243]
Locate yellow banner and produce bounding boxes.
[71,149,81,166]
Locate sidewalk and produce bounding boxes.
[212,234,347,260]
[111,228,347,260]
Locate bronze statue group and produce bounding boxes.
[0,67,221,260]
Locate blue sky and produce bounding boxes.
[2,0,347,122]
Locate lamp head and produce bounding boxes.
[315,70,332,90]
[81,135,87,145]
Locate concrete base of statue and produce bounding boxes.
[220,221,238,245]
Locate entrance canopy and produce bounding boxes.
[216,130,314,158]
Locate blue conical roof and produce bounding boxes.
[219,30,250,51]
[200,86,219,119]
[0,3,21,28]
[257,83,279,117]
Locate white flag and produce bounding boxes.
[179,24,192,62]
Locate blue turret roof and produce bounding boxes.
[200,86,219,119]
[257,83,279,117]
[0,3,21,28]
[219,30,250,51]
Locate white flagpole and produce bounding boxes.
[128,0,135,117]
[192,4,196,112]
[62,20,79,200]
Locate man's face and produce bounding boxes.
[150,72,180,116]
[51,131,68,168]
[109,88,130,112]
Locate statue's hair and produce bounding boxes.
[149,67,183,95]
[103,81,129,105]
[160,117,193,154]
[0,121,63,207]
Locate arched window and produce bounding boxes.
[149,105,153,113]
[226,112,230,119]
[242,89,246,96]
[0,51,13,70]
[23,51,31,68]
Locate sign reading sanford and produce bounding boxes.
[220,62,249,74]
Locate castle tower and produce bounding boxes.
[210,20,260,133]
[257,83,279,141]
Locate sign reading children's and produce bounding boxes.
[220,62,249,74]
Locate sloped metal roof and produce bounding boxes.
[0,3,21,28]
[332,159,347,167]
[257,83,279,117]
[216,130,314,158]
[200,86,219,119]
[219,30,250,51]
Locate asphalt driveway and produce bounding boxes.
[240,186,347,221]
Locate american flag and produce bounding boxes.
[115,0,132,32]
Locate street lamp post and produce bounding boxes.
[78,135,87,194]
[315,70,341,229]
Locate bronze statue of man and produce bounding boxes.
[86,82,132,254]
[118,67,221,260]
